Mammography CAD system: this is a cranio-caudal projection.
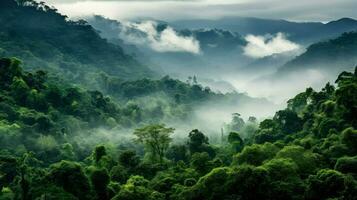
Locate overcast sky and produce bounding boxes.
[41,0,357,22]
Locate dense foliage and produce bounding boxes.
[0,57,235,157]
[1,54,356,199]
[1,1,357,199]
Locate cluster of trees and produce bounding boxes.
[96,73,218,122]
[1,55,356,199]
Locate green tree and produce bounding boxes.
[187,129,216,157]
[276,145,320,176]
[118,150,140,170]
[306,169,356,200]
[188,129,208,153]
[110,165,129,184]
[262,158,304,200]
[166,144,189,162]
[134,124,174,163]
[112,176,152,200]
[341,128,357,154]
[10,76,29,105]
[47,161,91,200]
[93,145,107,164]
[90,168,110,200]
[335,156,357,175]
[234,143,279,166]
[0,155,17,191]
[228,132,244,152]
[190,152,211,173]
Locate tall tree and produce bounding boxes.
[134,124,174,163]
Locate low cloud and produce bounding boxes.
[120,21,201,54]
[243,33,300,58]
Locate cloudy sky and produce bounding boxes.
[41,0,357,22]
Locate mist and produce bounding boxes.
[120,21,201,54]
[243,33,300,58]
[86,15,353,106]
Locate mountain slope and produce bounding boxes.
[279,31,357,75]
[0,0,154,88]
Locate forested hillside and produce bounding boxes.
[0,57,242,139]
[279,31,357,74]
[0,0,153,88]
[1,55,356,199]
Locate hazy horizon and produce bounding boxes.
[40,0,357,22]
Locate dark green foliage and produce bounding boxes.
[47,161,92,200]
[110,165,129,184]
[166,144,189,162]
[111,176,155,200]
[181,166,271,200]
[29,185,78,200]
[273,110,302,134]
[275,145,321,176]
[227,132,243,144]
[190,152,212,173]
[262,158,304,200]
[233,143,279,166]
[187,129,216,158]
[0,156,17,190]
[118,150,140,170]
[341,128,357,153]
[335,156,357,175]
[93,145,107,164]
[188,129,209,153]
[227,132,244,152]
[90,168,110,200]
[306,169,357,200]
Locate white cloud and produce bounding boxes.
[243,33,300,58]
[120,21,201,54]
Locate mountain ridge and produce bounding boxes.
[0,0,154,91]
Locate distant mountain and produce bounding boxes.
[172,17,357,44]
[278,31,357,75]
[148,28,247,77]
[0,0,154,90]
[87,15,248,78]
[181,28,246,54]
[88,15,246,57]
